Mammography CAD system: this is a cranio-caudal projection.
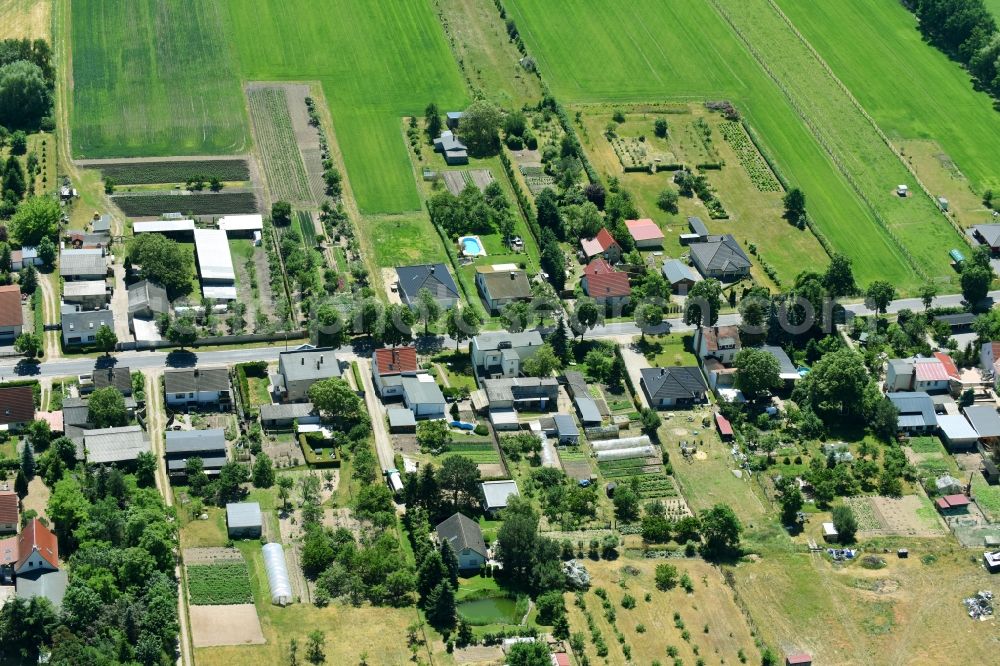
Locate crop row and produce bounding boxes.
[442,450,499,464]
[718,122,781,192]
[247,87,312,204]
[112,191,258,217]
[187,563,253,605]
[598,457,659,470]
[98,159,250,185]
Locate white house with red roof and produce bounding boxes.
[886,353,958,393]
[624,218,664,249]
[14,518,59,574]
[581,258,631,308]
[371,346,420,398]
[579,228,622,263]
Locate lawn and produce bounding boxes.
[504,0,926,291]
[187,562,254,605]
[69,0,249,157]
[179,506,228,548]
[368,215,449,267]
[778,0,1000,198]
[638,333,699,368]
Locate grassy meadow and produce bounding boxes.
[777,0,1000,205]
[505,0,933,291]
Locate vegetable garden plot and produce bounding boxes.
[719,122,781,192]
[246,85,313,205]
[96,159,250,185]
[187,562,254,605]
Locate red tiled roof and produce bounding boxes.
[16,518,59,570]
[715,412,733,436]
[625,218,664,241]
[702,325,741,352]
[942,493,970,508]
[583,258,630,298]
[785,654,812,666]
[0,284,22,328]
[0,386,35,425]
[553,654,571,666]
[934,352,960,380]
[374,346,418,376]
[581,228,619,258]
[0,491,17,525]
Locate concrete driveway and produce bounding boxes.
[618,343,651,409]
[355,358,395,472]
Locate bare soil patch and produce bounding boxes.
[190,604,265,647]
[847,495,947,538]
[183,547,244,565]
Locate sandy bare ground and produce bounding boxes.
[182,548,244,565]
[22,477,50,522]
[189,604,265,647]
[453,645,504,665]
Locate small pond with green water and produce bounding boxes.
[456,596,520,625]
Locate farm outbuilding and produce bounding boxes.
[226,502,262,539]
[262,543,293,605]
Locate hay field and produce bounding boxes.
[69,0,249,157]
[0,0,49,40]
[503,0,927,291]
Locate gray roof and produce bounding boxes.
[278,348,342,382]
[164,367,230,394]
[436,512,486,558]
[168,455,228,472]
[402,375,446,405]
[93,366,132,394]
[396,263,459,303]
[887,392,937,428]
[62,310,115,337]
[127,280,170,315]
[477,268,531,300]
[688,216,709,237]
[434,130,467,153]
[60,252,107,276]
[934,313,976,327]
[964,405,1000,438]
[481,480,519,510]
[888,359,915,378]
[641,367,708,401]
[575,396,602,424]
[689,234,751,274]
[259,402,315,421]
[553,413,579,437]
[165,428,227,455]
[662,259,697,285]
[937,414,978,441]
[483,376,558,403]
[761,345,798,377]
[92,215,112,233]
[226,502,262,529]
[83,425,150,464]
[61,397,90,427]
[474,330,543,352]
[63,280,108,298]
[974,224,1000,246]
[16,569,68,608]
[388,407,416,428]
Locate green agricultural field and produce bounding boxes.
[69,0,249,157]
[246,86,312,204]
[187,563,254,605]
[96,159,250,185]
[777,0,1000,201]
[504,0,925,290]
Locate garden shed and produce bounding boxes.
[226,502,262,539]
[262,543,293,605]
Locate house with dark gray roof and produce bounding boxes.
[61,309,115,346]
[91,365,133,396]
[483,377,559,411]
[435,512,486,570]
[164,367,231,409]
[475,266,531,314]
[395,263,460,310]
[641,367,709,408]
[259,402,318,429]
[59,251,108,281]
[273,347,342,402]
[82,425,150,465]
[165,428,228,479]
[662,259,699,294]
[433,130,468,165]
[887,392,937,433]
[689,234,751,281]
[973,224,1000,252]
[127,280,170,320]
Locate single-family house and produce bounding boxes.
[640,367,708,408]
[91,365,133,396]
[259,402,317,429]
[937,414,979,451]
[396,263,460,310]
[165,429,228,479]
[483,377,559,411]
[689,234,751,281]
[471,330,543,378]
[435,512,487,571]
[0,491,18,533]
[401,374,447,419]
[973,224,1000,253]
[164,367,232,409]
[62,280,109,309]
[59,250,108,281]
[372,346,419,398]
[475,265,531,314]
[226,502,262,539]
[13,518,59,575]
[0,285,23,344]
[581,258,630,308]
[127,280,170,321]
[61,309,115,347]
[886,355,955,393]
[887,392,937,433]
[696,325,742,364]
[82,425,150,466]
[272,347,342,402]
[580,228,622,263]
[624,218,664,249]
[8,519,68,608]
[481,480,520,516]
[10,246,41,271]
[433,130,469,165]
[662,259,699,294]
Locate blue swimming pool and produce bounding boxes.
[459,235,486,256]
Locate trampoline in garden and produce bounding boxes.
[262,543,292,605]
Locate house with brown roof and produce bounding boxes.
[15,518,58,575]
[372,346,419,398]
[580,228,622,263]
[581,258,631,309]
[696,325,742,364]
[0,284,23,345]
[0,491,17,533]
[0,386,35,431]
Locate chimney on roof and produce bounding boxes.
[430,265,435,273]
[301,357,305,365]
[660,369,666,376]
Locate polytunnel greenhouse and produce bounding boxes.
[262,542,293,605]
[591,435,652,452]
[595,445,657,461]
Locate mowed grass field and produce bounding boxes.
[0,0,49,39]
[69,0,249,157]
[777,0,1000,197]
[504,0,925,291]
